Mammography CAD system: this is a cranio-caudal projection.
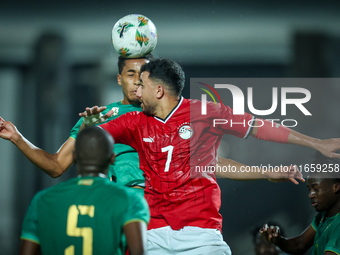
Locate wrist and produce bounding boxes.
[10,131,22,144]
[274,235,285,246]
[310,138,322,151]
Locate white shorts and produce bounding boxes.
[147,226,232,255]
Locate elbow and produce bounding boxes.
[44,166,66,178]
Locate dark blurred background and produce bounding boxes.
[1,0,340,254]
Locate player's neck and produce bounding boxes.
[326,200,340,217]
[77,167,108,178]
[155,96,181,120]
[121,98,131,105]
[78,173,107,178]
[121,97,141,106]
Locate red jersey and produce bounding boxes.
[100,97,253,231]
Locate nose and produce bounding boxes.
[136,86,142,98]
[309,190,315,199]
[134,74,141,86]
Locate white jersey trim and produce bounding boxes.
[154,96,184,124]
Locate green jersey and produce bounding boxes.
[311,211,340,255]
[21,176,150,255]
[70,101,144,187]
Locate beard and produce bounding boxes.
[142,101,157,116]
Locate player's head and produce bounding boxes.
[138,58,185,115]
[74,126,115,175]
[253,223,283,255]
[307,152,340,214]
[117,54,154,105]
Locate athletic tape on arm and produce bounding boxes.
[254,119,290,143]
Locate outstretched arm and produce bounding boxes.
[260,223,315,254]
[0,117,74,178]
[251,119,340,159]
[216,157,304,184]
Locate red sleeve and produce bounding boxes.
[99,111,141,148]
[208,102,254,138]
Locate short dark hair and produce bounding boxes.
[117,53,154,74]
[307,151,340,182]
[140,58,185,96]
[75,126,114,169]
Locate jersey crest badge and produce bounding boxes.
[111,107,119,116]
[178,125,193,140]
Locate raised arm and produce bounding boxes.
[250,119,340,159]
[260,223,315,254]
[216,157,304,184]
[0,117,74,178]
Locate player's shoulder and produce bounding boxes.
[105,101,141,113]
[30,184,58,205]
[118,110,144,121]
[101,101,121,115]
[32,188,50,201]
[99,178,134,194]
[104,101,120,108]
[187,97,229,120]
[185,98,226,108]
[104,182,145,207]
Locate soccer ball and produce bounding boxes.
[111,14,158,58]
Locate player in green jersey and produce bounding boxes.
[20,126,149,255]
[260,152,340,255]
[69,98,143,187]
[0,55,152,188]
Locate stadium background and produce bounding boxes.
[1,0,340,254]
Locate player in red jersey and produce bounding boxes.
[81,58,340,255]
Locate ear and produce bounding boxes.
[73,151,77,164]
[156,85,164,99]
[117,74,122,86]
[110,153,116,165]
[333,182,340,194]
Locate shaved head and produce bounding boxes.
[75,126,115,174]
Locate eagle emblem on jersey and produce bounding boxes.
[178,125,193,140]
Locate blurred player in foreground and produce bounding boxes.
[20,126,149,255]
[80,58,340,254]
[260,152,340,255]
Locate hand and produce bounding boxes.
[0,117,19,141]
[79,106,114,126]
[315,138,340,159]
[259,224,281,244]
[79,106,108,117]
[268,165,305,185]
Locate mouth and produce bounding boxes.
[311,201,317,207]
